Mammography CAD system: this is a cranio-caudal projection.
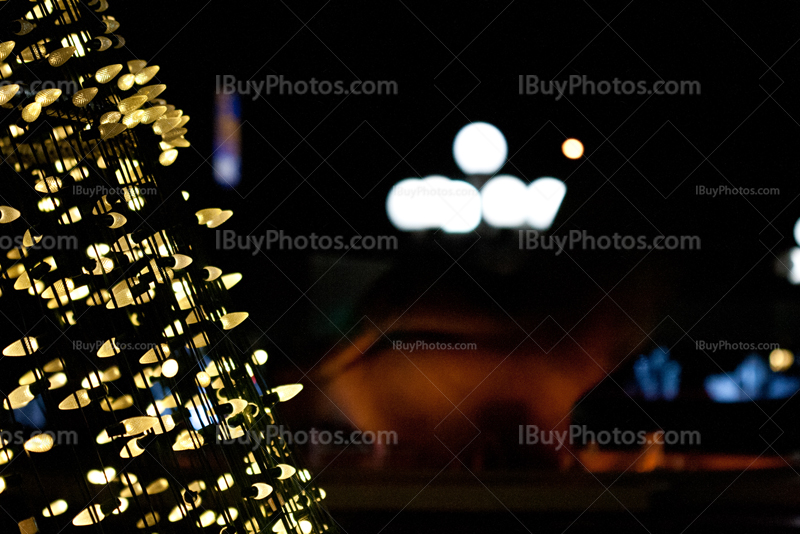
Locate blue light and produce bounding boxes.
[704,353,800,402]
[213,92,242,188]
[633,347,681,401]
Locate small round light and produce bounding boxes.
[196,371,211,387]
[770,348,794,372]
[453,122,507,175]
[162,359,179,378]
[562,138,584,159]
[253,350,268,365]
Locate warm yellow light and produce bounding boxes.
[162,127,187,143]
[107,212,127,229]
[3,336,38,356]
[0,41,15,62]
[145,478,169,495]
[270,384,303,403]
[117,73,135,91]
[117,94,147,114]
[204,266,222,281]
[152,116,180,135]
[217,473,234,491]
[58,389,91,410]
[166,136,190,148]
[38,197,60,212]
[100,111,121,124]
[87,243,111,258]
[207,210,233,228]
[34,176,62,193]
[562,138,584,159]
[136,512,159,529]
[162,359,179,378]
[197,510,216,528]
[251,482,273,500]
[87,467,116,485]
[103,19,121,33]
[47,46,76,67]
[196,208,221,225]
[22,102,41,122]
[35,88,62,106]
[253,350,268,365]
[273,464,296,480]
[24,433,54,453]
[122,109,145,128]
[0,83,19,105]
[137,83,166,101]
[220,312,248,330]
[196,371,211,387]
[72,87,98,108]
[127,59,147,74]
[134,65,159,85]
[158,149,178,166]
[72,504,104,526]
[168,505,188,522]
[139,105,167,124]
[95,64,123,83]
[770,348,794,372]
[42,499,68,517]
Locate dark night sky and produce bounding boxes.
[112,1,800,378]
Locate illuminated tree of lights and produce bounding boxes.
[0,1,336,532]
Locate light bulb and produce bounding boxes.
[0,205,21,223]
[269,384,303,403]
[137,83,166,101]
[250,482,273,500]
[42,500,68,517]
[22,102,41,122]
[24,433,54,453]
[162,359,179,378]
[100,111,121,124]
[207,210,233,228]
[152,116,180,135]
[117,94,147,114]
[72,87,98,108]
[0,83,19,106]
[103,20,120,33]
[35,89,62,106]
[272,464,296,480]
[139,105,167,124]
[3,336,38,356]
[217,473,234,490]
[47,46,76,67]
[34,176,62,193]
[562,138,584,159]
[98,123,126,140]
[220,312,248,330]
[253,350,268,365]
[117,73,135,91]
[196,208,221,224]
[0,41,15,62]
[87,467,116,485]
[158,149,178,166]
[95,64,123,83]
[145,478,169,495]
[196,371,211,387]
[127,59,147,74]
[134,65,159,85]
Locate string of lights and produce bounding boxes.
[0,1,336,532]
